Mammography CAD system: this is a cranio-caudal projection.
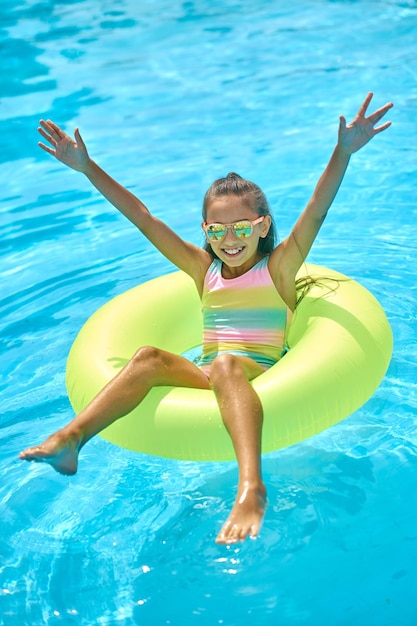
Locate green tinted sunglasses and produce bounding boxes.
[203,216,265,242]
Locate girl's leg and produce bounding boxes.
[208,354,266,545]
[19,346,210,475]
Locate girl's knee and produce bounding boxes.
[210,353,244,387]
[130,345,163,372]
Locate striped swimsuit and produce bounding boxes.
[197,256,288,375]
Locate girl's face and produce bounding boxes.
[203,195,271,276]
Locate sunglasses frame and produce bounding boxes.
[203,216,265,242]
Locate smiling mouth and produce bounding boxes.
[222,247,243,256]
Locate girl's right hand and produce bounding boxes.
[38,119,90,173]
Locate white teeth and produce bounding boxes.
[224,247,242,256]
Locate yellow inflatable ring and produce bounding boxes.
[66,264,393,461]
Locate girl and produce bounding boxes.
[20,93,393,545]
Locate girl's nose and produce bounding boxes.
[223,225,239,243]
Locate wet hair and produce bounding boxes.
[202,172,276,257]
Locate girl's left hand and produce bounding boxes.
[338,92,393,155]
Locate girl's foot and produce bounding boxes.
[19,429,80,476]
[216,481,267,544]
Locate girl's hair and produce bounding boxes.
[202,172,276,257]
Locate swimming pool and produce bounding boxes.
[1,0,417,623]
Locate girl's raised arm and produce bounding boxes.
[38,120,210,285]
[274,93,393,279]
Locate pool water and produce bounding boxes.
[1,0,417,624]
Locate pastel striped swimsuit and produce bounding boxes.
[197,256,288,374]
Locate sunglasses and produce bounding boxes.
[203,216,265,242]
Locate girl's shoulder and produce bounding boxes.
[189,249,215,297]
[267,243,298,311]
[267,241,285,276]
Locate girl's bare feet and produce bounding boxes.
[19,429,81,476]
[216,481,267,544]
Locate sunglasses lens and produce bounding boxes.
[206,224,227,240]
[205,219,257,241]
[233,221,253,238]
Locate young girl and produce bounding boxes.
[20,93,393,545]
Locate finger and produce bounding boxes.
[373,120,392,134]
[39,119,55,135]
[357,92,373,117]
[38,141,56,156]
[74,127,86,149]
[45,119,65,140]
[339,115,347,132]
[45,119,62,133]
[367,101,394,125]
[39,123,59,144]
[38,126,56,146]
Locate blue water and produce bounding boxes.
[1,0,417,624]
